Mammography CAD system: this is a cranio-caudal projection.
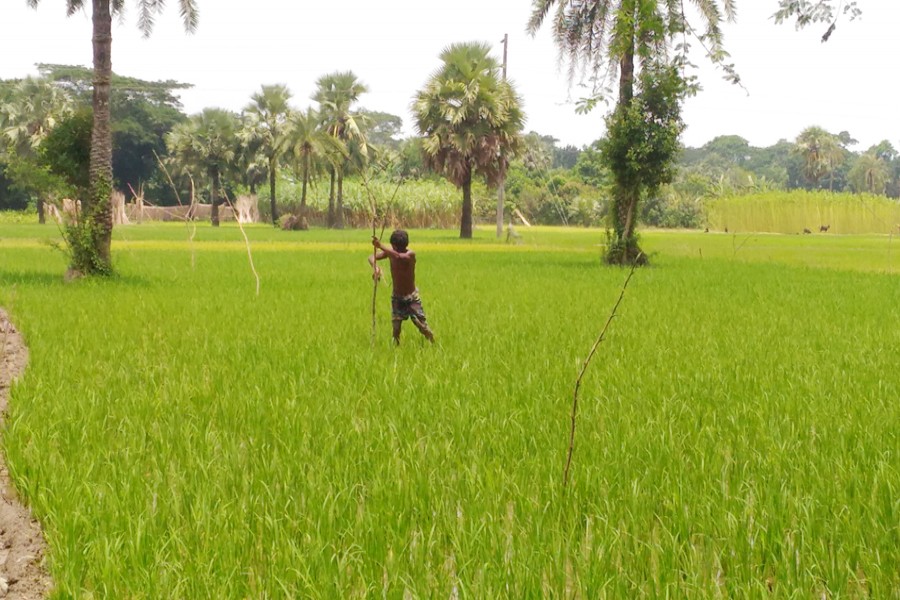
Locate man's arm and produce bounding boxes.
[369,247,388,281]
[373,237,413,261]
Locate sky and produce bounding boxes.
[2,1,898,152]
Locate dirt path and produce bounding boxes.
[0,309,52,598]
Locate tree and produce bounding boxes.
[358,110,403,150]
[234,114,267,196]
[39,107,92,194]
[529,0,734,264]
[166,108,237,227]
[773,0,862,41]
[0,75,74,222]
[794,126,842,190]
[847,152,890,195]
[244,84,293,225]
[0,76,74,153]
[519,132,554,174]
[313,72,369,229]
[32,64,191,205]
[287,107,346,218]
[412,42,524,239]
[25,0,198,275]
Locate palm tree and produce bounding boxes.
[0,76,74,223]
[0,77,73,153]
[26,0,198,275]
[794,126,842,190]
[244,84,293,225]
[848,152,890,195]
[287,107,346,219]
[313,71,369,229]
[528,0,735,264]
[234,112,268,196]
[166,108,237,227]
[412,42,524,239]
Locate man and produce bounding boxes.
[369,230,435,345]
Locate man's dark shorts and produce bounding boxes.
[392,289,428,324]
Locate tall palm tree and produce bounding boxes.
[0,76,74,223]
[244,84,293,225]
[528,0,735,264]
[0,77,74,153]
[412,42,524,239]
[26,0,198,274]
[313,71,369,229]
[166,108,237,227]
[287,107,346,218]
[235,112,268,196]
[848,152,890,195]
[794,126,842,190]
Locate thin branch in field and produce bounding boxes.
[733,233,755,258]
[361,166,405,346]
[187,176,197,269]
[153,149,197,268]
[152,150,185,207]
[888,230,894,275]
[563,255,641,487]
[222,190,261,297]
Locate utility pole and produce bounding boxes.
[497,33,508,239]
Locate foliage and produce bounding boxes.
[287,107,346,214]
[601,62,686,263]
[34,64,191,203]
[847,151,891,195]
[793,126,843,190]
[244,84,294,223]
[259,173,466,228]
[0,75,74,154]
[412,42,524,238]
[358,109,403,150]
[39,107,92,193]
[313,71,371,228]
[166,108,239,226]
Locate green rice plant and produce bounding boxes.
[0,224,898,597]
[707,190,900,234]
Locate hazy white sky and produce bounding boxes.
[2,1,897,151]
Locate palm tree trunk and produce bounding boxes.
[300,158,308,216]
[37,198,45,224]
[210,168,220,227]
[460,169,473,239]
[336,168,344,229]
[269,156,278,225]
[86,0,114,273]
[327,167,335,228]
[618,30,635,105]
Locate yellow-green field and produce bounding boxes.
[1,224,898,597]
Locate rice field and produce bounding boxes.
[0,223,898,597]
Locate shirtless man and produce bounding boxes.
[369,230,435,345]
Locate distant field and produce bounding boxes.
[1,224,898,597]
[708,191,900,235]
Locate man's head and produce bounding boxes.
[389,229,409,252]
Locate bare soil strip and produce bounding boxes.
[0,309,52,598]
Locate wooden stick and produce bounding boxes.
[563,254,641,487]
[362,164,404,346]
[222,190,261,297]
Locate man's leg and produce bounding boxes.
[392,320,402,345]
[410,316,434,343]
